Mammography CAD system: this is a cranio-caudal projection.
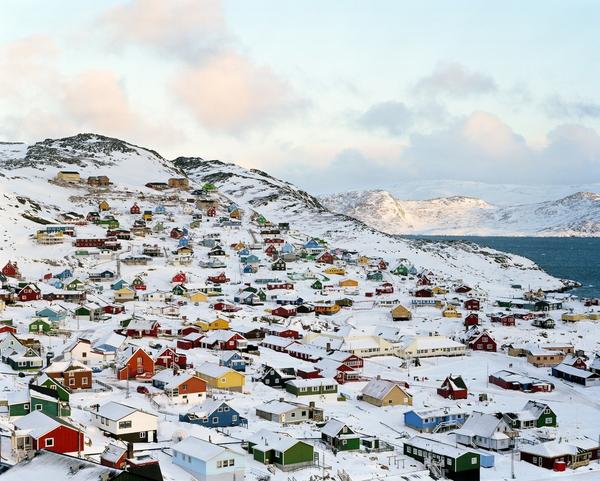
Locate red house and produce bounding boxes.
[267,282,294,290]
[376,282,394,295]
[101,443,128,469]
[464,313,479,326]
[455,285,472,294]
[1,261,20,278]
[155,347,188,369]
[121,319,163,338]
[468,331,497,352]
[0,325,17,334]
[200,331,246,350]
[104,304,125,315]
[116,347,155,381]
[464,298,480,310]
[180,325,202,336]
[271,306,297,318]
[325,351,364,370]
[417,276,432,286]
[177,332,204,350]
[437,375,468,399]
[491,314,516,326]
[207,272,230,284]
[14,411,84,454]
[17,284,42,302]
[130,203,141,215]
[206,207,216,217]
[378,260,388,270]
[170,228,184,239]
[172,271,187,283]
[212,302,241,312]
[264,245,278,256]
[414,288,433,298]
[266,325,301,338]
[317,252,334,264]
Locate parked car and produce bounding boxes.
[137,386,149,394]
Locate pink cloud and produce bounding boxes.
[173,52,305,134]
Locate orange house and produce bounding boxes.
[117,347,155,381]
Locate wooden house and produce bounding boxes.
[45,360,93,390]
[454,412,517,451]
[115,347,155,381]
[520,438,599,470]
[256,400,313,425]
[93,402,157,443]
[404,407,467,433]
[246,429,314,471]
[437,375,468,400]
[489,370,554,392]
[172,436,245,481]
[152,371,207,404]
[155,347,188,370]
[321,419,360,451]
[390,304,412,321]
[361,377,412,406]
[55,171,81,183]
[285,378,338,397]
[196,363,245,392]
[12,411,84,456]
[179,400,246,428]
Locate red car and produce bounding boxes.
[136,386,149,394]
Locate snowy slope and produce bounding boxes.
[174,158,567,294]
[321,190,600,237]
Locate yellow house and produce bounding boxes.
[98,200,110,211]
[187,291,208,303]
[324,266,346,275]
[442,304,462,318]
[391,304,412,321]
[196,363,245,392]
[195,317,230,331]
[562,312,600,322]
[142,211,153,221]
[432,286,448,295]
[358,256,370,265]
[361,378,413,406]
[231,242,246,251]
[314,303,341,315]
[114,287,136,302]
[339,279,358,288]
[55,171,81,183]
[0,300,5,312]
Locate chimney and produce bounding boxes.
[46,352,54,367]
[376,375,381,380]
[279,397,284,402]
[326,342,331,352]
[127,442,134,460]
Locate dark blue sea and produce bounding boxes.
[410,236,600,298]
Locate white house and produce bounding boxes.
[399,335,467,359]
[172,436,245,481]
[454,412,517,451]
[92,402,157,443]
[63,338,116,366]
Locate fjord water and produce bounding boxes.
[413,236,600,298]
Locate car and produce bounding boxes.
[136,386,149,394]
[91,366,103,373]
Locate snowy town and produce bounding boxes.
[0,154,597,481]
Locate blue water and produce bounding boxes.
[411,236,600,298]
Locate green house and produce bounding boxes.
[202,182,216,192]
[367,271,384,281]
[285,379,338,397]
[30,389,71,417]
[321,419,360,451]
[7,391,31,417]
[247,430,314,471]
[504,401,557,429]
[311,280,323,290]
[404,436,480,481]
[172,284,188,296]
[29,317,53,333]
[37,374,71,402]
[391,265,409,276]
[65,279,84,291]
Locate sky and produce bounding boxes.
[1,0,599,194]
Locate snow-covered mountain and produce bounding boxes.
[0,133,573,293]
[321,189,600,237]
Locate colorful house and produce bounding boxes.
[172,436,245,481]
[321,419,360,451]
[246,429,314,471]
[12,411,84,455]
[361,378,412,406]
[437,375,468,400]
[195,363,245,392]
[179,400,246,428]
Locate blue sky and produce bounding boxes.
[1,0,599,192]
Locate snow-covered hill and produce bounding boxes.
[0,133,572,293]
[321,189,600,237]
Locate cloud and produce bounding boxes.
[545,95,600,119]
[403,112,600,184]
[101,0,228,62]
[414,62,497,97]
[357,101,413,136]
[172,52,306,134]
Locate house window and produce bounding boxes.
[69,378,75,386]
[232,415,237,422]
[406,446,411,453]
[45,438,54,447]
[217,461,223,468]
[213,417,219,424]
[35,404,42,411]
[223,406,229,411]
[545,418,552,424]
[119,421,132,429]
[140,431,146,439]
[82,377,88,385]
[229,459,235,466]
[471,457,477,464]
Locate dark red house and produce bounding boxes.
[468,331,497,352]
[206,206,216,217]
[2,261,20,278]
[437,375,468,400]
[212,302,240,312]
[317,252,334,264]
[455,285,472,294]
[170,228,184,239]
[104,304,125,315]
[200,331,246,350]
[414,288,433,298]
[464,298,480,310]
[207,272,230,284]
[155,347,188,369]
[376,282,394,295]
[180,325,202,336]
[464,313,480,326]
[18,284,42,302]
[177,333,204,350]
[271,306,297,318]
[267,282,294,290]
[130,203,141,215]
[264,244,278,257]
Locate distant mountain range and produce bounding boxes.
[320,189,600,237]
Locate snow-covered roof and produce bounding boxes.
[406,435,473,459]
[97,401,154,421]
[321,418,349,438]
[14,410,75,438]
[196,362,232,378]
[173,436,230,461]
[361,378,405,400]
[454,412,508,439]
[101,442,127,463]
[286,378,337,388]
[185,399,228,418]
[257,400,299,415]
[247,429,308,452]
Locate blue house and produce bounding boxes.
[281,243,294,254]
[110,279,129,290]
[404,408,467,433]
[219,352,246,372]
[178,237,190,247]
[242,264,256,274]
[172,436,245,481]
[56,269,73,280]
[35,307,66,322]
[51,279,64,289]
[238,248,250,257]
[155,204,166,214]
[179,400,247,428]
[304,239,324,252]
[243,254,260,265]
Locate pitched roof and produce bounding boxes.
[173,436,232,461]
